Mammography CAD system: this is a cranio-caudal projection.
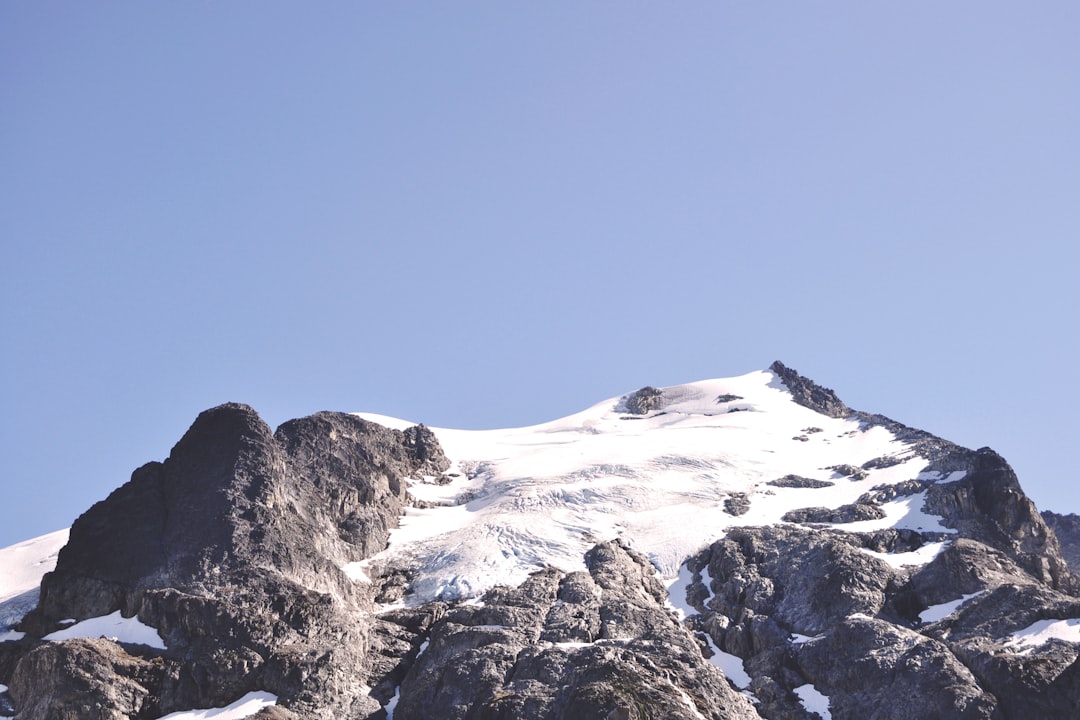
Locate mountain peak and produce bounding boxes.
[1,368,1078,719]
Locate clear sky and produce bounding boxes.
[2,3,1079,548]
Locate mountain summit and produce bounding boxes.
[1,363,1078,719]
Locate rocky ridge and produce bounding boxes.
[1,365,1078,719]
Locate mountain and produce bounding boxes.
[2,362,1079,719]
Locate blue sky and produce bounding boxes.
[3,3,1079,548]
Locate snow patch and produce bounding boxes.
[794,683,832,719]
[158,691,278,720]
[342,561,371,583]
[1003,618,1080,654]
[707,643,752,690]
[860,541,949,569]
[919,592,984,624]
[43,610,166,649]
[384,687,401,719]
[0,631,25,643]
[829,492,955,534]
[664,561,699,621]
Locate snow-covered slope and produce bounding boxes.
[356,369,961,604]
[0,529,67,633]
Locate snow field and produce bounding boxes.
[0,529,68,604]
[356,370,960,605]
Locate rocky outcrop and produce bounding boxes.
[924,448,1075,593]
[389,541,760,720]
[769,361,850,418]
[621,386,665,415]
[1043,511,1080,574]
[794,616,998,719]
[9,638,165,720]
[9,404,449,719]
[681,515,1079,720]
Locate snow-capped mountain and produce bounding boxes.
[1,362,1078,720]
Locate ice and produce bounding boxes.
[158,691,278,720]
[355,369,956,606]
[918,592,983,624]
[43,610,166,650]
[1003,618,1080,654]
[794,683,832,719]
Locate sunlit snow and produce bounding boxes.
[357,370,954,604]
[0,529,68,604]
[1003,618,1080,654]
[918,592,984,624]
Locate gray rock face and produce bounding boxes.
[10,638,164,720]
[621,386,665,415]
[10,404,449,720]
[924,448,1075,593]
[1043,511,1080,573]
[391,541,759,720]
[683,510,1078,720]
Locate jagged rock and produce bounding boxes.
[827,464,868,481]
[1043,511,1080,573]
[9,638,165,720]
[702,526,895,636]
[769,361,850,418]
[724,493,751,516]
[920,583,1080,718]
[767,475,834,489]
[12,404,450,719]
[793,616,999,720]
[621,386,665,415]
[391,541,760,720]
[924,448,1075,592]
[782,503,885,525]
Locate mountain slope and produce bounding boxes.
[1,363,1077,719]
